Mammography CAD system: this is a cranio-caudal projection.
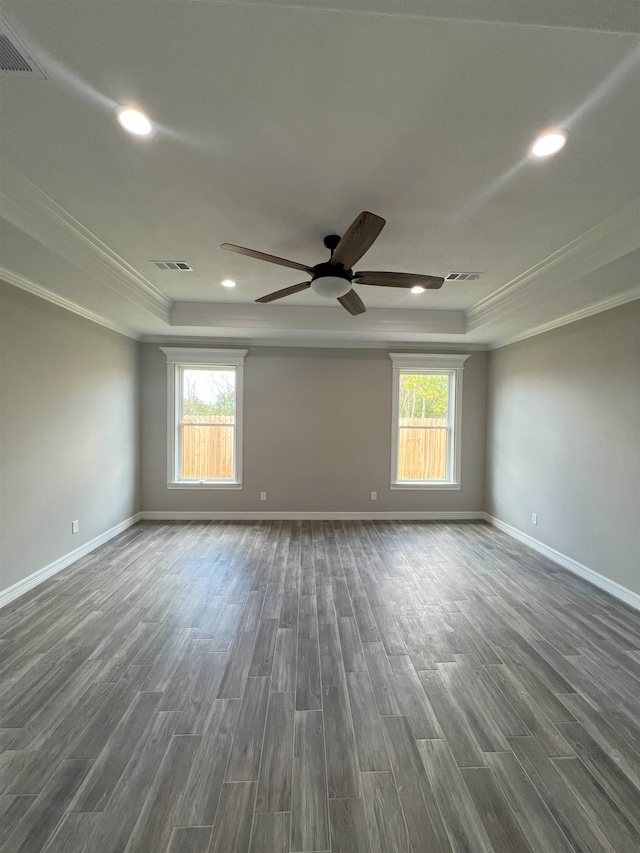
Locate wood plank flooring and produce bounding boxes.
[1,520,640,853]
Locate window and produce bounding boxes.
[161,348,247,488]
[389,353,469,489]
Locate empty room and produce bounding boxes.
[1,2,639,852]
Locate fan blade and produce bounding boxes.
[221,243,311,272]
[330,212,386,269]
[255,282,311,303]
[338,289,367,315]
[354,271,444,289]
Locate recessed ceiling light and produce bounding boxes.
[530,129,568,158]
[116,106,153,137]
[411,285,425,294]
[221,279,236,288]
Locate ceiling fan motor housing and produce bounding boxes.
[310,260,353,299]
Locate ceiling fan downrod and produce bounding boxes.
[323,233,342,255]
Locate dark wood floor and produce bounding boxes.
[1,521,640,853]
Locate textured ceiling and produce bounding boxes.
[1,0,639,346]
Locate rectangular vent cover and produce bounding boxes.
[0,34,31,71]
[446,272,483,281]
[0,18,46,78]
[151,261,192,271]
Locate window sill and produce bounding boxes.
[391,482,461,490]
[167,481,242,490]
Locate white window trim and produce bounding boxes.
[389,353,470,490]
[161,347,248,489]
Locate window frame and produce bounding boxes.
[389,353,470,490]
[161,347,247,489]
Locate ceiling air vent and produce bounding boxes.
[0,18,46,78]
[446,272,483,281]
[0,34,31,71]
[151,261,193,271]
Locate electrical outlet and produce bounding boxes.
[531,513,538,525]
[260,492,267,501]
[371,491,377,501]
[71,520,79,534]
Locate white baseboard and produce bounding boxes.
[483,513,640,613]
[6,510,636,615]
[0,513,142,609]
[140,510,484,522]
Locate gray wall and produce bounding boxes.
[486,302,640,595]
[4,280,638,601]
[0,283,141,594]
[141,344,487,514]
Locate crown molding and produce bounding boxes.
[171,301,466,335]
[192,2,640,34]
[489,285,640,349]
[0,159,171,321]
[466,199,640,331]
[141,335,489,350]
[0,266,139,340]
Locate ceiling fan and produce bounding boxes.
[220,211,444,315]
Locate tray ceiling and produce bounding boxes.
[1,0,638,346]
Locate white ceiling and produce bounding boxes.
[1,0,639,347]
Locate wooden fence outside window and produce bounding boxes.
[182,416,448,481]
[397,417,448,481]
[182,416,234,480]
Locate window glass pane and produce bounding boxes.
[181,368,235,479]
[399,373,449,420]
[398,427,448,480]
[398,373,449,481]
[182,424,234,480]
[182,369,236,423]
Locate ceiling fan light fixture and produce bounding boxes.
[311,275,353,299]
[116,106,153,137]
[530,129,567,158]
[221,279,236,288]
[223,211,445,313]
